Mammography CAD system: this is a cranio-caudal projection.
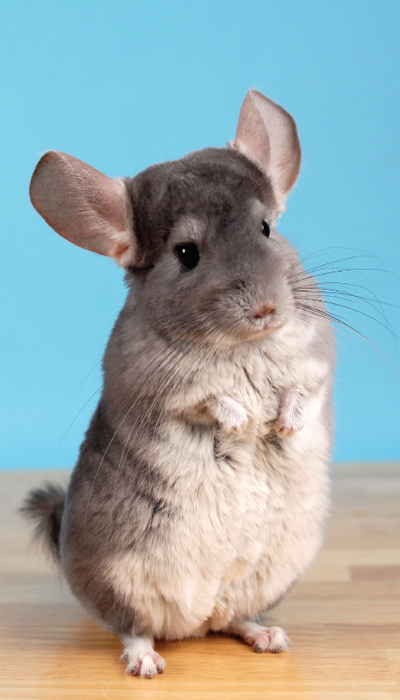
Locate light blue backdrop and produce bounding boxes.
[1,0,399,469]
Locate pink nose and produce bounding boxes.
[251,303,275,319]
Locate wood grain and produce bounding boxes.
[1,462,399,699]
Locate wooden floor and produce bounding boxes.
[1,462,399,699]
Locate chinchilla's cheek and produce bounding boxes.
[23,89,335,678]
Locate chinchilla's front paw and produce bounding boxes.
[208,394,248,433]
[275,388,306,438]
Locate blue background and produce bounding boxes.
[1,0,399,469]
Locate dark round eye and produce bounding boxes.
[261,220,270,237]
[175,243,200,270]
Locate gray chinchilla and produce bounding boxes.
[22,89,335,678]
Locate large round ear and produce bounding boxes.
[29,151,136,267]
[232,89,301,210]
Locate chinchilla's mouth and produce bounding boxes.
[244,313,289,338]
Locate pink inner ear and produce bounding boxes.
[232,89,301,206]
[234,92,271,174]
[30,151,135,266]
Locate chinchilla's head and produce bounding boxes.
[30,89,303,347]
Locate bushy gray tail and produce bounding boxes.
[20,483,66,561]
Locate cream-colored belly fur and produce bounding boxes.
[105,407,330,640]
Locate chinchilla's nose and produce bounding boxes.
[251,302,276,319]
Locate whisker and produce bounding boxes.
[73,360,102,401]
[294,296,398,340]
[294,287,392,332]
[54,384,103,457]
[296,303,400,381]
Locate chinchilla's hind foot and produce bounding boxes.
[120,634,166,678]
[223,619,289,654]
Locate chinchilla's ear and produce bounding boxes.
[29,151,135,267]
[231,89,301,210]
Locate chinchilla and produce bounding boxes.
[22,89,335,678]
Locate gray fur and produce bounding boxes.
[20,482,65,560]
[24,90,335,676]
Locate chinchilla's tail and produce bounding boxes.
[20,483,66,561]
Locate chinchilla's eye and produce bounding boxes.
[175,243,200,270]
[261,220,270,237]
